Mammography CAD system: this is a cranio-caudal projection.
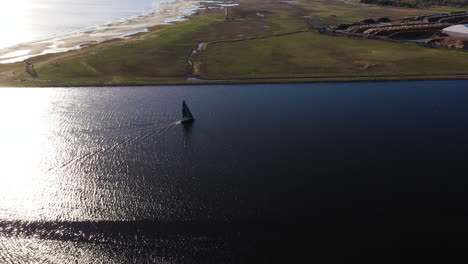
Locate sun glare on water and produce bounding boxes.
[0,89,56,219]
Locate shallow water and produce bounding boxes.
[0,0,213,64]
[0,0,159,49]
[1,81,468,263]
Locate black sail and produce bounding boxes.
[182,101,189,118]
[182,100,194,120]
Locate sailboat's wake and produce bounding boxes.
[45,122,178,173]
[103,121,176,131]
[45,101,194,174]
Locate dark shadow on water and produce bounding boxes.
[182,122,194,149]
[182,122,193,138]
[2,215,468,263]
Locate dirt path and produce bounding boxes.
[188,28,312,79]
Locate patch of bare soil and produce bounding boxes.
[231,0,305,19]
[353,60,378,69]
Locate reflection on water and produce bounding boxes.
[0,89,54,220]
[0,88,191,222]
[2,81,468,263]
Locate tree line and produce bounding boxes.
[360,0,468,8]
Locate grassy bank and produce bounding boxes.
[0,0,467,87]
[0,12,224,87]
[194,31,468,80]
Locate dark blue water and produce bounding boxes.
[1,80,468,263]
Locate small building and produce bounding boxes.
[442,24,468,38]
[25,60,34,72]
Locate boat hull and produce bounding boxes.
[181,118,194,124]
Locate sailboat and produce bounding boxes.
[181,100,195,124]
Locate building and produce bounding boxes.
[442,24,468,38]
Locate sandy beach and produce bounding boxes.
[0,0,235,64]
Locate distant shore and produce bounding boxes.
[0,0,467,87]
[3,74,468,88]
[0,0,207,64]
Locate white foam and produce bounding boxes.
[121,28,150,38]
[0,50,30,59]
[0,0,236,64]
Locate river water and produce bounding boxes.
[1,81,468,263]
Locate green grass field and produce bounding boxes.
[296,0,433,25]
[194,31,468,80]
[0,13,224,86]
[0,0,466,87]
[427,6,468,12]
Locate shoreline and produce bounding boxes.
[0,0,231,64]
[2,74,468,88]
